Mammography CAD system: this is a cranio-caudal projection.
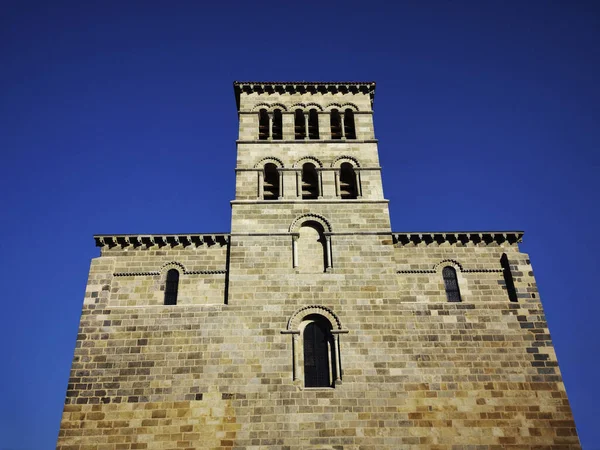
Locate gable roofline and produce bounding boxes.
[233,81,376,110]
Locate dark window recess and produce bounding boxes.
[294,109,306,140]
[443,267,461,302]
[308,109,319,139]
[339,162,357,199]
[344,109,356,139]
[272,109,283,140]
[330,109,342,139]
[302,163,319,199]
[303,322,331,387]
[164,269,179,305]
[258,109,269,140]
[263,163,279,200]
[501,254,518,302]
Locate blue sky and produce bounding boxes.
[1,1,599,448]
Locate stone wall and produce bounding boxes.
[57,82,578,448]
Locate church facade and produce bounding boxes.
[57,82,579,449]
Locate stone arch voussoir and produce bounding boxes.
[331,155,361,168]
[340,102,360,112]
[290,103,307,111]
[251,102,288,112]
[324,102,343,111]
[433,259,463,272]
[304,102,324,111]
[160,261,186,275]
[254,156,284,168]
[293,156,323,168]
[287,305,342,331]
[289,213,332,233]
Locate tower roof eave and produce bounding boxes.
[233,81,377,111]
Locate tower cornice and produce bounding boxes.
[233,81,376,110]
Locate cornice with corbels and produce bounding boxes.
[234,81,376,110]
[95,234,229,249]
[392,231,523,246]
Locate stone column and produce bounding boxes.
[304,112,309,140]
[268,112,273,140]
[325,235,332,270]
[295,170,301,198]
[292,333,299,381]
[292,234,298,268]
[332,333,342,384]
[317,169,323,198]
[257,169,264,200]
[277,168,284,199]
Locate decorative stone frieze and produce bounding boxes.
[94,233,229,248]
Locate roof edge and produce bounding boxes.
[233,81,377,110]
[392,231,524,245]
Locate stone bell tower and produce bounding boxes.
[229,81,399,388]
[231,81,392,262]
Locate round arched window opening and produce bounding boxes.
[301,314,336,388]
[301,163,319,199]
[339,162,357,199]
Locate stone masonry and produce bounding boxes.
[57,82,580,449]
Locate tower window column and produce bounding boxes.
[268,112,274,140]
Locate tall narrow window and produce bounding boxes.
[164,269,179,305]
[272,109,282,140]
[303,320,332,387]
[263,163,279,200]
[339,162,357,199]
[294,109,306,140]
[442,267,461,302]
[308,109,319,139]
[258,109,269,140]
[330,109,342,139]
[501,254,518,302]
[301,163,318,199]
[344,109,356,139]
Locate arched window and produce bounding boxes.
[272,109,282,140]
[301,163,319,199]
[344,109,356,139]
[296,222,327,273]
[294,109,306,140]
[308,109,319,139]
[442,267,461,302]
[339,162,357,199]
[285,306,345,388]
[303,317,334,387]
[263,163,279,200]
[330,109,342,139]
[164,269,179,305]
[258,109,269,140]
